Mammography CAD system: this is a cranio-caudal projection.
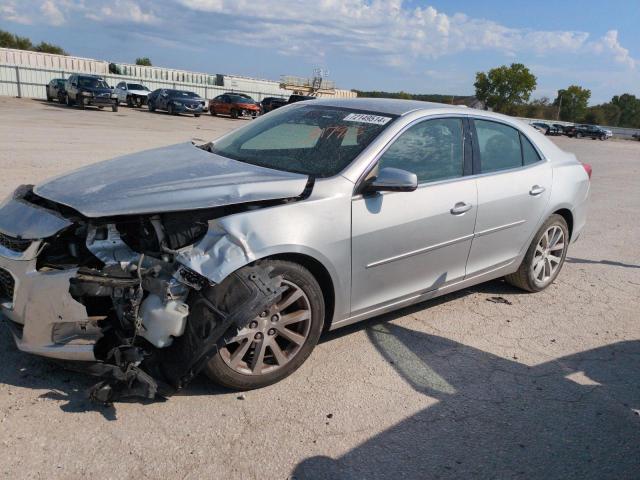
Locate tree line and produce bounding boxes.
[0,29,67,55]
[358,63,640,128]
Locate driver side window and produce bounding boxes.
[377,118,464,184]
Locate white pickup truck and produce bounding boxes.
[114,81,151,107]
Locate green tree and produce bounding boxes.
[554,85,591,122]
[610,94,640,128]
[33,41,67,55]
[0,29,67,55]
[583,103,621,126]
[135,57,152,66]
[474,63,537,114]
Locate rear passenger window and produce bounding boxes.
[520,134,541,165]
[474,120,522,173]
[378,118,464,184]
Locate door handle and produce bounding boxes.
[450,202,472,215]
[529,185,546,196]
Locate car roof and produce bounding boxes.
[308,97,468,116]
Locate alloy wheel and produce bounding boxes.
[219,280,312,376]
[531,225,565,286]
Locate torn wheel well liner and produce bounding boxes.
[268,253,335,331]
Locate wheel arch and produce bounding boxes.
[266,253,336,331]
[552,208,574,240]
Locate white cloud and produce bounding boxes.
[591,30,636,69]
[40,0,66,26]
[85,0,159,25]
[0,1,33,24]
[1,0,158,26]
[178,0,593,62]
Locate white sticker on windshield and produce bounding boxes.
[343,113,392,125]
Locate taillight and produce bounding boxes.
[582,163,592,179]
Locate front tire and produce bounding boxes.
[204,260,325,390]
[505,214,569,292]
[112,102,118,112]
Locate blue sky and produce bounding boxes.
[1,0,638,103]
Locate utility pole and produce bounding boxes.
[557,94,563,121]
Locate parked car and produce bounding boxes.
[0,99,591,400]
[147,89,205,116]
[572,124,609,140]
[633,133,640,141]
[261,96,288,113]
[288,94,316,104]
[64,74,118,111]
[45,78,66,102]
[209,93,260,119]
[530,122,562,136]
[114,82,150,107]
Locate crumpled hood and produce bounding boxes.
[34,142,309,218]
[128,89,149,96]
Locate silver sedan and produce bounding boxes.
[0,98,590,400]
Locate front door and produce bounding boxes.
[465,119,552,276]
[351,117,477,315]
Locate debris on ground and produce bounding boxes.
[487,296,513,305]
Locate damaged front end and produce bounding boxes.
[0,185,294,403]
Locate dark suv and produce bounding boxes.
[64,74,118,111]
[261,96,288,113]
[288,94,316,104]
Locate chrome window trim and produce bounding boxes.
[353,113,470,194]
[352,113,549,195]
[470,116,548,166]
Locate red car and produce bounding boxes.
[209,93,261,119]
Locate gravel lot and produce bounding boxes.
[1,97,639,480]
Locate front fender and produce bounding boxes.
[175,179,353,321]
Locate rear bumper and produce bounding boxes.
[0,241,97,362]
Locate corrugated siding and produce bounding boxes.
[0,47,357,103]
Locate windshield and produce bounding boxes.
[78,77,109,89]
[127,84,148,91]
[169,90,199,98]
[229,95,254,103]
[210,105,397,177]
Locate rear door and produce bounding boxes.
[465,118,552,276]
[350,117,477,314]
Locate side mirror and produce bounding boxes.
[362,167,418,194]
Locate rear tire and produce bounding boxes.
[65,95,74,107]
[505,214,569,292]
[168,103,176,115]
[148,101,155,112]
[204,260,325,390]
[112,102,118,112]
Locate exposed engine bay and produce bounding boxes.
[19,187,298,403]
